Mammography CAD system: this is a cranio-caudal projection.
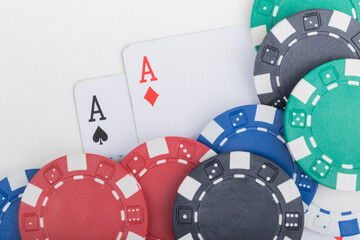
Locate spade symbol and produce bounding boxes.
[93,126,108,145]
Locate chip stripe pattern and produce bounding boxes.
[285,59,360,236]
[197,104,317,209]
[18,154,147,240]
[0,169,38,240]
[172,152,304,240]
[253,9,360,109]
[250,0,360,49]
[121,137,216,240]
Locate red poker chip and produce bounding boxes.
[18,153,148,240]
[121,137,216,240]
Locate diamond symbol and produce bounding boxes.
[144,87,159,106]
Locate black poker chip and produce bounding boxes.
[254,9,360,109]
[172,152,304,240]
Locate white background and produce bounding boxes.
[0,0,253,179]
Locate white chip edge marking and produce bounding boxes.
[329,33,339,39]
[342,164,354,169]
[178,176,201,201]
[146,137,169,158]
[21,183,43,208]
[95,178,104,184]
[213,178,223,185]
[271,19,296,44]
[272,193,279,204]
[116,232,122,240]
[255,105,276,124]
[199,149,217,163]
[309,137,317,148]
[121,210,125,221]
[178,233,194,240]
[306,115,312,127]
[312,95,321,106]
[219,138,228,147]
[352,8,357,19]
[54,181,63,189]
[254,73,273,95]
[291,79,316,104]
[2,202,10,213]
[112,190,120,200]
[273,6,279,17]
[328,10,351,32]
[42,197,48,207]
[7,171,29,191]
[349,81,360,86]
[236,128,246,134]
[230,152,250,169]
[73,175,84,180]
[178,159,188,165]
[126,231,145,240]
[194,211,198,222]
[277,56,283,66]
[348,44,356,53]
[322,155,333,164]
[234,174,245,178]
[277,135,285,144]
[40,217,44,228]
[157,159,166,165]
[345,59,360,77]
[277,179,301,203]
[257,127,267,132]
[116,174,140,199]
[287,136,311,161]
[250,25,267,46]
[276,76,281,86]
[199,191,206,201]
[256,179,266,186]
[288,39,297,47]
[67,154,87,172]
[307,32,318,36]
[139,169,147,177]
[336,173,357,191]
[327,83,338,91]
[200,120,224,145]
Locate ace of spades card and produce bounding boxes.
[74,74,138,159]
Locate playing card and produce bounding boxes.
[74,74,138,159]
[123,25,260,143]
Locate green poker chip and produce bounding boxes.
[284,59,360,191]
[250,0,360,49]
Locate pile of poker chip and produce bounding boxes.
[2,1,360,240]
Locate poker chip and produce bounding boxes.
[172,152,304,240]
[284,59,360,191]
[197,104,318,208]
[253,9,360,109]
[302,228,344,240]
[18,154,148,240]
[0,169,38,240]
[305,184,360,237]
[250,0,360,49]
[121,137,216,240]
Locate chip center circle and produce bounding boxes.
[42,177,123,240]
[139,161,195,240]
[311,84,360,166]
[279,35,355,99]
[197,177,279,239]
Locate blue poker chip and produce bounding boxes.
[0,169,39,240]
[197,104,318,208]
